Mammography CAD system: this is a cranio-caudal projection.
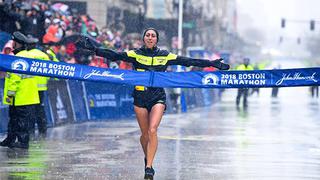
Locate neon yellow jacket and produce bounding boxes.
[28,48,51,91]
[46,48,59,62]
[236,64,254,71]
[3,50,40,106]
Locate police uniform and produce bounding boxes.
[2,50,40,148]
[95,46,221,112]
[236,63,254,107]
[28,48,51,137]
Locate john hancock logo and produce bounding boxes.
[276,72,318,86]
[11,59,29,71]
[202,73,219,85]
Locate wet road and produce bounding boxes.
[1,61,320,180]
[1,87,319,180]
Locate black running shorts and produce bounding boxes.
[133,87,166,112]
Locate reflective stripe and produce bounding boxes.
[127,50,137,58]
[7,90,15,96]
[135,54,170,66]
[152,56,168,65]
[15,74,33,79]
[135,69,146,91]
[21,74,33,79]
[128,51,176,66]
[136,55,152,65]
[37,84,47,88]
[167,53,178,61]
[135,86,145,91]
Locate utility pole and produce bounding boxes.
[176,0,184,112]
[178,0,183,56]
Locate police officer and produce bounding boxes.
[236,57,254,108]
[25,36,55,139]
[30,38,61,139]
[43,45,59,62]
[0,31,40,149]
[33,40,61,139]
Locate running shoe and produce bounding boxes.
[0,138,14,147]
[144,167,155,180]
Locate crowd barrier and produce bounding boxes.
[0,79,218,133]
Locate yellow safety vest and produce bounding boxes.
[29,48,51,91]
[46,48,59,62]
[3,50,39,106]
[236,64,254,71]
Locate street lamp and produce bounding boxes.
[178,0,183,56]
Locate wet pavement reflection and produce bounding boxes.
[1,87,320,180]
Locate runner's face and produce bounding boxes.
[143,30,157,48]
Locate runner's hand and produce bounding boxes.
[211,58,230,70]
[75,35,98,52]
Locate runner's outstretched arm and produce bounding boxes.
[75,35,134,62]
[167,55,230,70]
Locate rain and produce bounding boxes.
[1,0,320,179]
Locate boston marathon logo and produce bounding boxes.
[202,73,219,85]
[11,59,29,71]
[220,73,266,86]
[276,72,317,86]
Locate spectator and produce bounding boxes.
[0,2,20,34]
[113,31,122,50]
[87,21,99,38]
[119,61,132,70]
[1,40,14,55]
[271,65,281,98]
[89,56,108,68]
[42,24,59,43]
[56,45,70,62]
[310,86,319,98]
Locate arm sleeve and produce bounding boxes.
[167,55,214,68]
[95,48,135,63]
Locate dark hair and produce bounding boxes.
[243,57,250,64]
[243,57,250,62]
[142,27,159,42]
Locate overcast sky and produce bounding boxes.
[236,0,320,56]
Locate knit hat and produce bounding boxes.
[142,27,159,43]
